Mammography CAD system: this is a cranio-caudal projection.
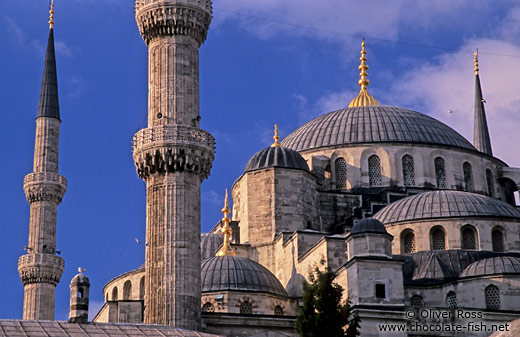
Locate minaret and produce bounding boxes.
[348,39,380,107]
[18,1,67,320]
[132,0,214,330]
[473,50,493,155]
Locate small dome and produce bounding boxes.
[281,106,475,152]
[460,256,520,278]
[374,190,520,224]
[71,273,90,285]
[351,218,387,234]
[244,146,309,173]
[201,255,288,297]
[201,233,223,260]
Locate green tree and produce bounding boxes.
[295,264,360,337]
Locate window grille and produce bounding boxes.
[335,158,347,189]
[368,155,382,186]
[485,285,500,310]
[274,305,284,315]
[492,230,504,252]
[486,169,494,196]
[463,162,473,192]
[410,295,423,306]
[240,301,253,314]
[446,292,457,308]
[403,231,416,254]
[461,227,476,250]
[202,302,215,313]
[431,228,446,250]
[434,157,446,188]
[402,155,415,186]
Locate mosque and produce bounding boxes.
[4,0,520,336]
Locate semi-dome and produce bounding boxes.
[460,256,520,278]
[280,106,476,152]
[351,218,387,234]
[373,191,520,224]
[244,146,309,173]
[201,255,288,297]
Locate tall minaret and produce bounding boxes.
[18,1,67,320]
[133,0,214,330]
[473,50,493,156]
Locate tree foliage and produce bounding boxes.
[295,264,360,337]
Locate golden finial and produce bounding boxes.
[216,189,235,256]
[49,0,55,29]
[474,49,479,75]
[271,124,281,147]
[348,38,380,108]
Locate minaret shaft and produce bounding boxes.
[33,118,60,173]
[133,0,214,330]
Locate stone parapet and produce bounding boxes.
[135,0,212,46]
[23,172,67,203]
[132,125,214,180]
[18,253,64,286]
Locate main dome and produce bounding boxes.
[373,190,520,224]
[201,255,288,297]
[280,106,476,152]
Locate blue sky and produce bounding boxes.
[2,0,520,320]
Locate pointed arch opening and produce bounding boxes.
[368,155,382,186]
[461,225,477,250]
[402,154,415,186]
[430,226,446,251]
[434,157,446,188]
[401,229,416,254]
[334,157,347,189]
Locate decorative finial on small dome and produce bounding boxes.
[348,39,380,108]
[216,190,235,256]
[474,49,479,75]
[49,0,55,29]
[271,124,281,147]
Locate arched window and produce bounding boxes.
[78,288,84,299]
[431,227,446,251]
[139,277,145,300]
[434,157,446,188]
[274,305,284,315]
[335,158,347,189]
[401,230,416,254]
[446,291,457,308]
[486,169,494,196]
[463,162,473,192]
[240,301,253,314]
[492,229,504,252]
[202,302,215,313]
[402,155,415,186]
[485,285,500,310]
[112,287,118,301]
[410,295,423,306]
[461,225,477,250]
[368,155,382,186]
[123,281,132,300]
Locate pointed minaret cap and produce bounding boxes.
[348,39,380,108]
[216,190,235,256]
[473,49,493,156]
[271,124,281,147]
[38,0,60,120]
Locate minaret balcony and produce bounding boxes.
[23,172,67,203]
[18,253,64,286]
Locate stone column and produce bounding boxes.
[133,0,214,330]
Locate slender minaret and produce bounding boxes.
[473,49,493,155]
[18,1,67,320]
[133,0,214,330]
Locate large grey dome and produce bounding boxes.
[201,233,223,260]
[201,255,288,297]
[281,106,476,152]
[374,191,520,224]
[460,256,520,278]
[244,146,309,173]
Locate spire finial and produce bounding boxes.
[49,0,55,29]
[474,48,479,75]
[271,124,281,147]
[216,189,235,256]
[348,38,380,108]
